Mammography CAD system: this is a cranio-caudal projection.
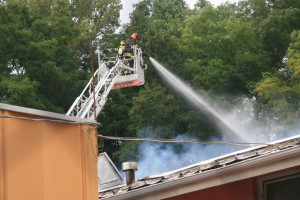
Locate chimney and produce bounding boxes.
[122,162,137,185]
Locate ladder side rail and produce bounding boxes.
[75,69,112,118]
[66,67,100,116]
[88,61,124,119]
[76,64,118,118]
[94,62,124,118]
[78,60,124,119]
[66,63,108,117]
[133,46,143,71]
[133,46,144,78]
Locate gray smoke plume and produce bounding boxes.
[135,134,243,179]
[134,123,300,179]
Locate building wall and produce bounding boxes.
[165,178,257,200]
[165,166,300,200]
[0,105,98,200]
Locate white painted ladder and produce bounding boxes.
[66,46,146,119]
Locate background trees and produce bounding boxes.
[1,0,299,166]
[105,0,300,164]
[0,0,121,112]
[254,30,300,127]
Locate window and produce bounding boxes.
[259,170,300,200]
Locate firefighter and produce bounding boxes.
[123,33,141,68]
[124,33,141,58]
[118,41,126,58]
[124,33,150,58]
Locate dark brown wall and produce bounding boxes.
[165,178,257,200]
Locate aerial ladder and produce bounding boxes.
[66,46,147,119]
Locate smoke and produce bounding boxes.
[134,115,300,179]
[135,134,243,179]
[134,98,300,179]
[129,58,300,179]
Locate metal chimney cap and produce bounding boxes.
[122,162,138,171]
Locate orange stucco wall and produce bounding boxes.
[165,178,257,200]
[0,106,98,200]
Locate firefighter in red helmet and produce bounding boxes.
[130,33,141,41]
[123,33,143,69]
[124,33,141,57]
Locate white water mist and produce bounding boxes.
[150,57,254,142]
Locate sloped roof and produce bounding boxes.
[99,134,300,199]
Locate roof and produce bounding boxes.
[99,134,300,199]
[0,103,97,124]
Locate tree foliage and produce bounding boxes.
[0,0,121,112]
[254,30,300,125]
[107,0,300,162]
[1,0,300,164]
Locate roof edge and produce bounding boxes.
[102,144,300,200]
[146,134,300,179]
[0,103,96,123]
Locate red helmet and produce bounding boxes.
[130,33,141,41]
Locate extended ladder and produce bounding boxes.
[66,46,146,119]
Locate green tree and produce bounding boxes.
[253,30,300,127]
[0,0,83,112]
[129,82,180,138]
[70,0,122,68]
[0,0,32,76]
[0,1,49,109]
[194,0,212,10]
[21,0,81,111]
[181,6,271,95]
[100,0,300,164]
[238,0,300,66]
[0,77,44,109]
[27,0,54,17]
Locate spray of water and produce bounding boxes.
[150,57,251,142]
